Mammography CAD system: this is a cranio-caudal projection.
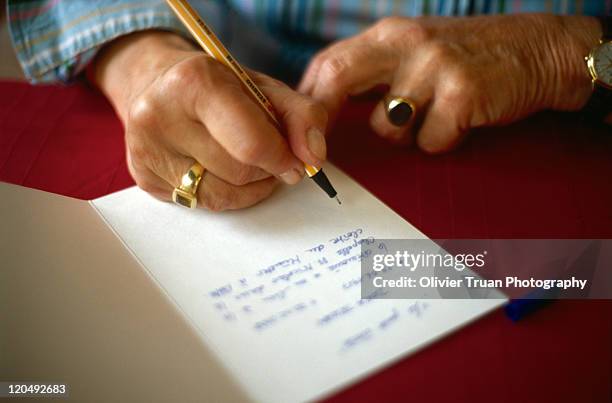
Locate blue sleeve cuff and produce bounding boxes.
[7,0,225,84]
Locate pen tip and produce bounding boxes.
[335,196,342,205]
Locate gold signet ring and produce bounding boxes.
[385,96,416,127]
[172,162,205,209]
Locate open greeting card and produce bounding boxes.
[1,164,505,402]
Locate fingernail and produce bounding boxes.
[306,128,327,161]
[279,168,303,185]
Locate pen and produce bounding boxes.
[504,292,554,322]
[166,0,341,204]
[504,240,597,321]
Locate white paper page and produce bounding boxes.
[91,164,506,403]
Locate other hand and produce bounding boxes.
[300,14,601,153]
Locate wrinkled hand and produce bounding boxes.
[94,31,327,210]
[300,14,601,152]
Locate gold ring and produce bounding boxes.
[385,96,416,127]
[172,162,205,209]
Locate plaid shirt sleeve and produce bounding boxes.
[7,0,227,84]
[7,0,611,84]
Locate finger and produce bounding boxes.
[299,16,430,96]
[126,150,174,201]
[417,72,474,154]
[254,75,328,167]
[140,147,197,194]
[300,39,397,119]
[196,173,279,211]
[171,119,271,186]
[369,59,435,144]
[249,70,328,167]
[141,148,279,211]
[416,60,477,153]
[175,57,304,184]
[198,85,304,184]
[416,93,470,154]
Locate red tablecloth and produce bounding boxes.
[1,81,610,402]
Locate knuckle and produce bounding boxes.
[443,69,469,100]
[128,95,158,129]
[233,139,268,166]
[199,192,215,211]
[200,190,218,211]
[287,98,328,127]
[233,165,259,186]
[373,16,404,40]
[199,56,236,85]
[374,16,428,43]
[440,66,478,114]
[421,41,454,65]
[319,53,351,85]
[405,20,430,42]
[163,55,231,92]
[202,196,221,211]
[164,58,205,88]
[304,99,328,124]
[309,51,328,73]
[203,189,233,212]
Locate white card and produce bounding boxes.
[91,164,506,403]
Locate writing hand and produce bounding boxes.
[93,31,327,210]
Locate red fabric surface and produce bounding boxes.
[1,81,610,402]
